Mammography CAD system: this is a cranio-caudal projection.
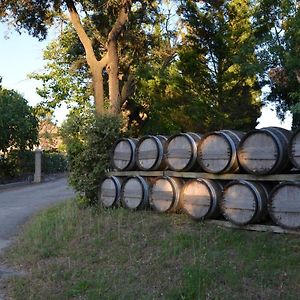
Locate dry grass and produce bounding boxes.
[1,200,300,299]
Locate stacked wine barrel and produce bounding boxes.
[98,127,300,231]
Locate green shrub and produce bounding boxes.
[42,151,68,174]
[0,150,35,180]
[61,109,122,205]
[0,150,68,182]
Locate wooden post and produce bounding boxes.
[34,149,42,183]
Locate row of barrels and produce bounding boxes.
[99,175,300,230]
[112,126,300,175]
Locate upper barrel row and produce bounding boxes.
[111,126,300,175]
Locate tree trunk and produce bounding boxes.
[107,41,121,115]
[106,1,131,115]
[91,63,105,115]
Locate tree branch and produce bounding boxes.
[98,53,109,70]
[107,0,132,44]
[65,0,97,66]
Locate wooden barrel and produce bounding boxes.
[165,133,202,171]
[221,180,269,225]
[111,138,138,171]
[181,178,223,220]
[288,128,300,169]
[120,176,149,210]
[269,182,300,229]
[136,135,167,171]
[237,127,292,175]
[197,130,244,174]
[98,176,122,208]
[149,176,184,213]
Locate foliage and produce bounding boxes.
[29,24,96,116]
[253,0,300,128]
[0,0,162,114]
[0,150,35,180]
[121,0,262,134]
[175,0,262,131]
[61,109,122,204]
[42,151,68,174]
[29,3,166,120]
[38,116,64,151]
[3,1,264,134]
[0,86,38,154]
[0,150,68,181]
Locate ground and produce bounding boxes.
[0,178,75,299]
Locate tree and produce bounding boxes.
[0,86,38,154]
[29,5,162,119]
[176,0,262,131]
[253,0,300,128]
[0,0,159,115]
[38,116,63,151]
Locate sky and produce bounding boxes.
[0,22,293,129]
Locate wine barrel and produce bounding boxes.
[98,176,122,208]
[197,130,244,174]
[149,176,184,213]
[111,138,138,171]
[120,176,149,210]
[288,128,300,169]
[181,178,223,220]
[269,182,300,229]
[237,127,292,175]
[136,135,167,170]
[221,180,269,225]
[165,133,202,171]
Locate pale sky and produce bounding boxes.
[0,23,292,129]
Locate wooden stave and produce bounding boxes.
[269,181,300,230]
[288,127,300,170]
[221,180,269,226]
[98,176,122,208]
[197,130,245,174]
[111,138,138,171]
[181,178,223,220]
[136,135,167,171]
[120,176,149,210]
[165,132,202,171]
[237,127,292,175]
[149,176,184,213]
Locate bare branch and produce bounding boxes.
[65,0,97,66]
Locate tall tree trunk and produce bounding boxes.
[106,1,131,115]
[91,63,105,115]
[107,41,121,115]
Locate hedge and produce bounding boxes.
[0,150,68,182]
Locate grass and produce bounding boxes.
[1,200,300,299]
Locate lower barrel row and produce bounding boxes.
[98,176,300,230]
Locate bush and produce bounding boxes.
[0,150,68,182]
[61,109,122,205]
[0,150,35,180]
[42,151,68,174]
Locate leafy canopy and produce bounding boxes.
[253,0,300,127]
[0,86,38,153]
